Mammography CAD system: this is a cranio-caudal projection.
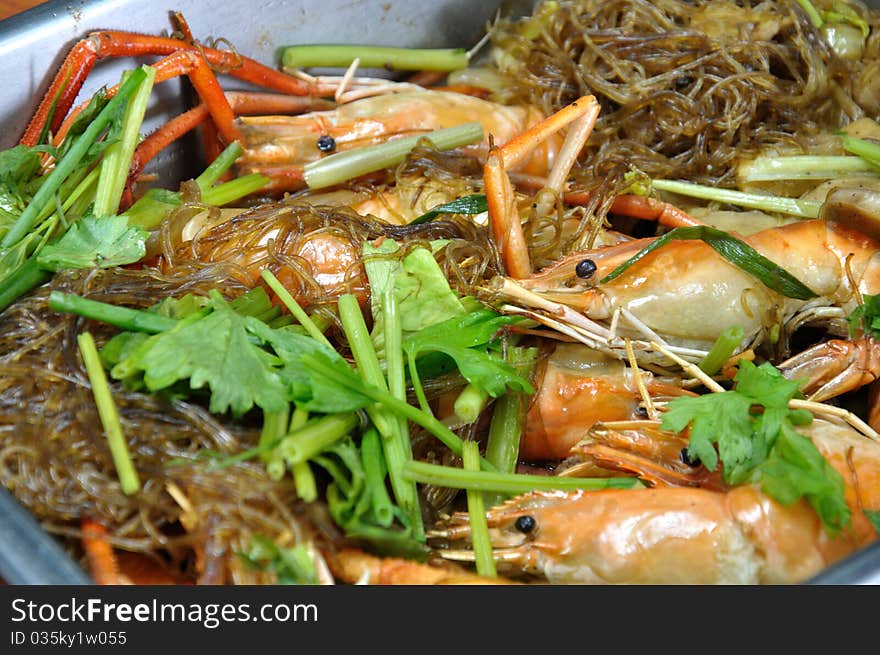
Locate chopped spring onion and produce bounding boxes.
[77,331,140,495]
[403,461,642,494]
[303,122,484,190]
[600,225,818,300]
[738,155,879,182]
[282,44,469,72]
[462,441,496,578]
[651,179,822,218]
[698,325,745,375]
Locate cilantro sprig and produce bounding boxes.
[847,293,880,339]
[661,360,850,534]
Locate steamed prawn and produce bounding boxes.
[434,419,880,584]
[511,218,880,361]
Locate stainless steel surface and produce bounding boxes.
[0,0,878,585]
[0,486,92,585]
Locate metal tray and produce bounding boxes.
[1,0,878,585]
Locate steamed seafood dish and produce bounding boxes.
[1,0,879,585]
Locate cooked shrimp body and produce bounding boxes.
[522,343,691,460]
[436,419,880,584]
[517,219,880,354]
[237,89,556,190]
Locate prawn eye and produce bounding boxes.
[514,515,537,533]
[575,258,597,279]
[680,447,701,467]
[317,135,337,153]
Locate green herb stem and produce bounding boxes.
[378,286,423,537]
[302,353,495,469]
[796,0,824,27]
[260,270,333,348]
[403,461,641,494]
[196,142,244,189]
[280,412,359,465]
[287,406,318,501]
[651,178,822,218]
[462,441,496,578]
[0,258,51,313]
[2,68,148,249]
[48,290,178,333]
[698,325,745,375]
[303,122,484,190]
[453,383,489,424]
[282,44,469,71]
[361,427,395,528]
[93,66,156,217]
[201,174,269,206]
[259,406,290,463]
[840,134,880,168]
[738,155,878,182]
[77,331,140,495]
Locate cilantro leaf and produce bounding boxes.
[847,293,880,339]
[238,535,319,585]
[36,215,148,271]
[246,320,371,414]
[0,145,42,190]
[403,310,533,397]
[110,291,289,416]
[760,424,851,535]
[660,359,849,534]
[661,391,752,473]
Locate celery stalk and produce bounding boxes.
[462,441,496,578]
[282,44,469,72]
[93,66,156,217]
[77,331,140,495]
[303,122,483,190]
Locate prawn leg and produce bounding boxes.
[779,336,880,402]
[327,548,516,585]
[486,95,600,279]
[21,20,319,148]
